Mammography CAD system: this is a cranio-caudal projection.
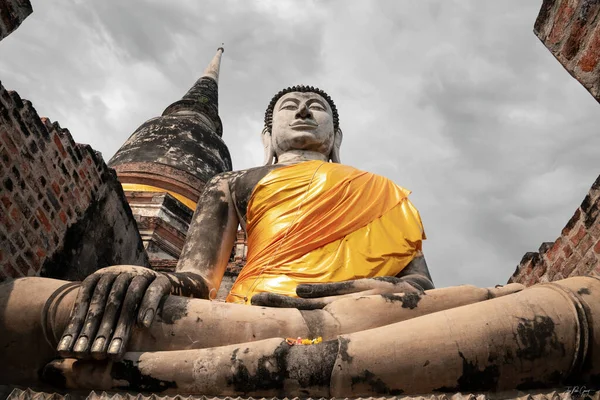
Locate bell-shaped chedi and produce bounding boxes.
[109,47,232,211]
[108,48,232,262]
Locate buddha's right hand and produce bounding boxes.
[57,265,171,360]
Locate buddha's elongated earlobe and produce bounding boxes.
[330,128,343,163]
[262,126,276,165]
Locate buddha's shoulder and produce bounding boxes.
[206,165,284,193]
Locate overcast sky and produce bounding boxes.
[1,0,599,288]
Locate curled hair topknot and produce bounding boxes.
[264,85,339,132]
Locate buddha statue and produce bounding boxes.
[1,86,599,396]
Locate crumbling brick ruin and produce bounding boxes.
[509,175,600,285]
[535,0,600,103]
[0,83,149,281]
[509,0,600,285]
[0,3,148,281]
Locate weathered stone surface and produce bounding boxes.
[109,110,232,202]
[0,82,148,281]
[126,191,193,260]
[0,0,32,41]
[109,49,232,207]
[9,277,595,396]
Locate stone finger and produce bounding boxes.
[57,273,102,357]
[296,280,372,298]
[107,275,152,359]
[306,277,413,297]
[251,292,328,309]
[90,273,132,360]
[72,273,117,357]
[137,274,171,328]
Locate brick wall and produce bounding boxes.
[0,0,32,41]
[535,0,600,102]
[0,82,149,281]
[510,0,600,285]
[509,175,600,285]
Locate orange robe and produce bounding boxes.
[226,160,426,304]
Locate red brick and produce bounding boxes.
[9,206,23,225]
[563,19,588,60]
[545,240,562,263]
[556,254,566,267]
[570,226,587,246]
[548,0,576,46]
[547,256,565,281]
[579,22,600,72]
[35,247,46,259]
[52,133,66,157]
[0,195,11,209]
[1,130,18,153]
[51,181,60,196]
[577,233,595,255]
[35,208,52,232]
[58,210,67,224]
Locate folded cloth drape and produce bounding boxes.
[226,160,426,304]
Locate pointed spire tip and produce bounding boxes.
[202,46,224,82]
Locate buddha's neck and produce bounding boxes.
[276,150,328,164]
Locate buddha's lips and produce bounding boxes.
[290,120,317,128]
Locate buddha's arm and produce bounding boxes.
[177,172,240,295]
[252,253,434,310]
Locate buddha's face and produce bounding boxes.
[271,92,335,158]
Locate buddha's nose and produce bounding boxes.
[296,104,311,119]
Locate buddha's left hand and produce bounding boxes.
[250,277,423,310]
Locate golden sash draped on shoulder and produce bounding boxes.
[226,160,426,304]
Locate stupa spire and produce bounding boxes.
[201,46,224,82]
[161,46,224,137]
[108,47,232,262]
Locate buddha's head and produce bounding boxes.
[262,85,342,165]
